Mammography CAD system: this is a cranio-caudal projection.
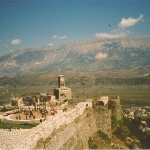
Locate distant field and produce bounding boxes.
[72,85,150,107]
[0,72,150,108]
[1,84,149,108]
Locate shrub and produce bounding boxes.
[115,124,130,140]
[122,116,131,127]
[88,137,98,149]
[60,93,65,96]
[126,137,141,149]
[1,107,7,112]
[98,130,111,144]
[111,115,118,131]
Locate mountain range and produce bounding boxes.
[0,36,150,77]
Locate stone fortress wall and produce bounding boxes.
[94,104,112,138]
[0,129,29,149]
[9,101,95,150]
[0,97,122,150]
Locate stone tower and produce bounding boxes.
[110,96,122,120]
[58,75,65,88]
[53,75,72,101]
[93,101,112,138]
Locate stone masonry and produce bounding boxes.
[94,104,112,138]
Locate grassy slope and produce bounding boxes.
[0,119,38,129]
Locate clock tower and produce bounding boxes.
[54,75,73,101]
[58,75,65,88]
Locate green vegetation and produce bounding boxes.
[95,77,150,86]
[98,130,111,144]
[0,107,7,112]
[123,117,149,149]
[60,93,66,96]
[88,137,98,149]
[0,106,13,112]
[88,117,143,149]
[111,115,132,142]
[113,117,142,149]
[115,124,130,140]
[0,119,38,129]
[111,115,122,132]
[88,131,112,149]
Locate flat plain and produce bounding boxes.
[0,72,150,108]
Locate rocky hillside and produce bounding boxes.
[0,36,150,76]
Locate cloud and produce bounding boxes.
[53,35,67,39]
[53,35,58,39]
[118,14,144,29]
[95,53,108,59]
[58,35,67,39]
[95,32,126,38]
[95,14,144,39]
[48,43,53,46]
[10,39,22,45]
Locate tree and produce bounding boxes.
[115,124,130,140]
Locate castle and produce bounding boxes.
[0,75,122,149]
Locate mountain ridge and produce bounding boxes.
[0,37,150,76]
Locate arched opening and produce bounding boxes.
[96,101,104,106]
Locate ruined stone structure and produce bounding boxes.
[94,103,112,138]
[97,96,109,106]
[92,95,122,138]
[0,97,122,150]
[53,75,73,101]
[109,96,122,120]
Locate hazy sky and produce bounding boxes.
[0,0,150,55]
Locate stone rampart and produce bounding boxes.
[0,98,120,150]
[0,129,29,149]
[35,107,97,150]
[9,101,94,150]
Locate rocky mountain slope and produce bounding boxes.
[0,36,150,76]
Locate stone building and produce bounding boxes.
[53,75,73,101]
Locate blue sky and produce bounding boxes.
[0,0,150,55]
